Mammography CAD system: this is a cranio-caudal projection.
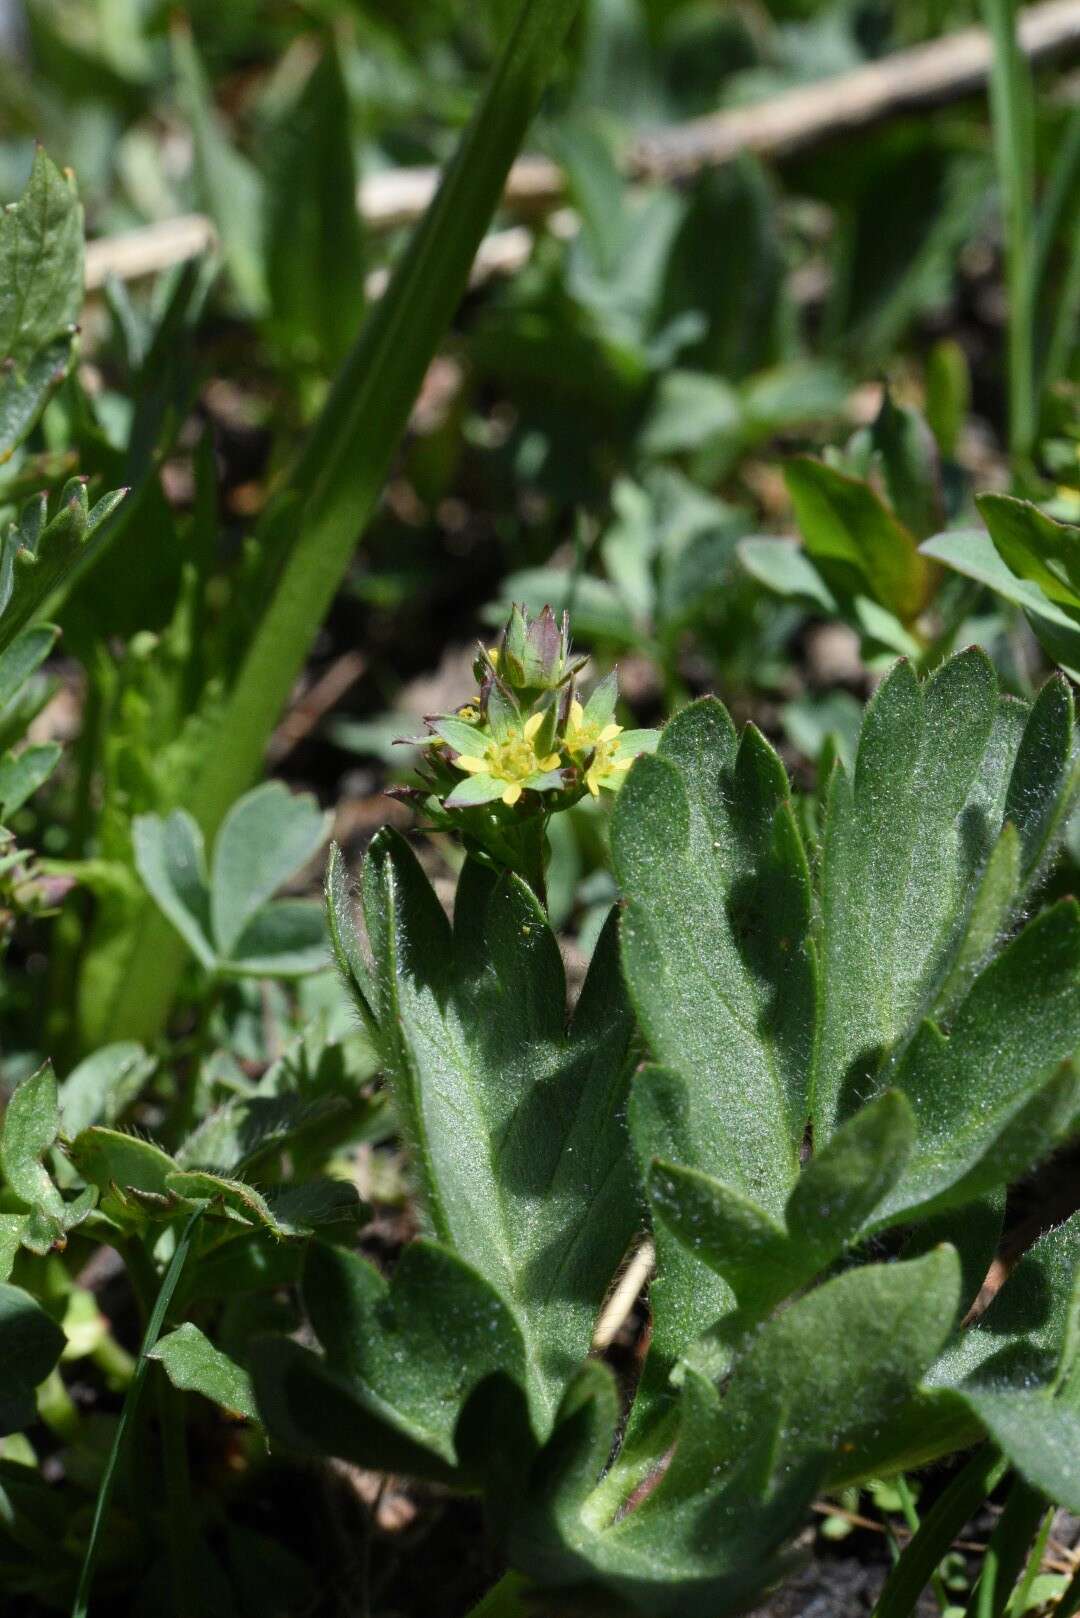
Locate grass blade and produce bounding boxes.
[72,1207,204,1618]
[981,0,1037,462]
[871,1447,1008,1618]
[969,1478,1048,1618]
[100,0,584,1046]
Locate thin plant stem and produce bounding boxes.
[1004,1505,1054,1618]
[871,1447,1009,1618]
[893,1473,951,1614]
[981,0,1038,463]
[72,1206,205,1618]
[1032,106,1080,297]
[1034,105,1080,394]
[969,1477,1047,1618]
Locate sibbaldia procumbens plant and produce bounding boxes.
[246,630,1080,1618]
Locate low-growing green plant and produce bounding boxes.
[6,3,1080,1614]
[241,634,1080,1617]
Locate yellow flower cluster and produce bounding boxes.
[563,701,633,797]
[456,713,561,807]
[453,705,631,806]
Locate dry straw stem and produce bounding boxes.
[84,0,1080,294]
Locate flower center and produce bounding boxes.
[488,731,542,782]
[591,734,619,773]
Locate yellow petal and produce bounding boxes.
[523,712,544,740]
[586,771,600,797]
[598,723,623,744]
[502,783,522,806]
[455,755,488,774]
[539,753,561,771]
[569,700,585,728]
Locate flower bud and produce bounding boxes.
[488,604,581,693]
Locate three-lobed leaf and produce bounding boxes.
[1,1065,93,1253]
[133,783,330,978]
[342,828,638,1434]
[611,650,1080,1476]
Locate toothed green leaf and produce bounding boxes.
[355,831,637,1434]
[0,483,127,656]
[0,151,82,465]
[276,1240,529,1476]
[151,1323,258,1422]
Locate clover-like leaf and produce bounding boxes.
[210,781,329,958]
[57,1042,157,1137]
[219,900,329,978]
[134,784,329,978]
[131,808,216,970]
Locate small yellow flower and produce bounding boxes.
[455,712,562,806]
[563,700,633,796]
[584,734,633,796]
